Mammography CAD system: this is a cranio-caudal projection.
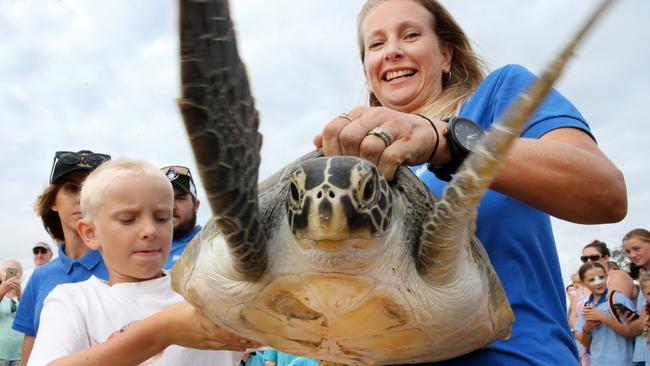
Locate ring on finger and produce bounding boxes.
[337,112,353,123]
[367,127,393,147]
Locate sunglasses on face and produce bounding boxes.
[161,166,192,177]
[580,254,602,263]
[33,248,48,255]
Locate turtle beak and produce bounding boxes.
[417,0,616,278]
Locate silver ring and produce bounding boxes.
[367,127,393,147]
[337,112,353,123]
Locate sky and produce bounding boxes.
[0,0,648,285]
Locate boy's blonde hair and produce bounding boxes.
[80,158,172,222]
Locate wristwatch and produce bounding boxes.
[428,117,485,181]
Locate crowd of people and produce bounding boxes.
[565,231,650,366]
[0,0,638,365]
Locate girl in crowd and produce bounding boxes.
[0,260,23,366]
[582,240,634,299]
[11,150,110,364]
[315,0,626,364]
[575,262,634,366]
[622,229,650,364]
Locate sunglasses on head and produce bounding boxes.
[54,151,111,167]
[33,248,48,255]
[161,166,192,177]
[580,254,602,263]
[49,150,111,184]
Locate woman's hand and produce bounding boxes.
[314,106,449,181]
[0,277,20,298]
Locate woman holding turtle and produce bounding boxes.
[314,0,626,364]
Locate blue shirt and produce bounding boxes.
[164,225,202,270]
[12,245,108,336]
[415,65,590,365]
[633,290,650,362]
[263,349,306,366]
[575,290,634,366]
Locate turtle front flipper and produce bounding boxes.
[178,0,266,280]
[417,0,615,282]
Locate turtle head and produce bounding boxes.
[287,157,393,254]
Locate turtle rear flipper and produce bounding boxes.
[179,0,266,280]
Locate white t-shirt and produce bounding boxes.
[29,275,242,366]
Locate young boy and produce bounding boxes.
[28,158,259,365]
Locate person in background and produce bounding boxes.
[20,242,53,292]
[575,261,634,366]
[314,0,626,364]
[0,260,23,366]
[621,229,650,364]
[582,240,634,301]
[161,166,201,270]
[12,150,111,365]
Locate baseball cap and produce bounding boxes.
[161,166,197,199]
[49,150,111,184]
[33,242,52,252]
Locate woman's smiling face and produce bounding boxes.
[361,0,452,113]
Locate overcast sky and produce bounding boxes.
[1,0,648,285]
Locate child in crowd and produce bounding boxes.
[29,158,258,365]
[576,262,635,366]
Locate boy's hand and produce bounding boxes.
[160,302,261,351]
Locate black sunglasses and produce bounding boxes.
[33,248,49,255]
[580,254,602,263]
[49,150,111,184]
[54,151,111,167]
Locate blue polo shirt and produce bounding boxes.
[411,65,589,366]
[12,245,108,336]
[575,290,634,366]
[164,225,201,270]
[633,290,650,362]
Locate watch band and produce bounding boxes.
[427,117,478,182]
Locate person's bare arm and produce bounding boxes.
[48,302,259,366]
[605,271,635,300]
[20,335,35,366]
[490,128,626,224]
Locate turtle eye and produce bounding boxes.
[290,182,300,203]
[363,178,375,202]
[287,168,306,210]
[357,175,378,208]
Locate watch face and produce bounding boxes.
[452,118,484,152]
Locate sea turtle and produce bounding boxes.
[171,0,614,364]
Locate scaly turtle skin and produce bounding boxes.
[171,0,615,364]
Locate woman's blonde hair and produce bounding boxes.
[34,182,65,244]
[357,0,487,119]
[623,228,650,244]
